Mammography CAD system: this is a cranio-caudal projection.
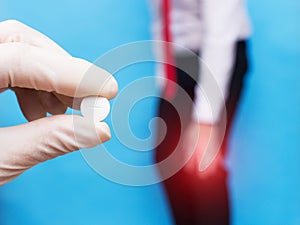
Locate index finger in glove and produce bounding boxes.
[0,43,118,99]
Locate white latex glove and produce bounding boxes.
[0,20,118,185]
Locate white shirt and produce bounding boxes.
[150,0,251,124]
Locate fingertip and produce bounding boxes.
[71,59,118,99]
[99,75,118,100]
[109,77,118,99]
[95,122,111,143]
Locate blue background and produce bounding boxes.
[0,0,300,225]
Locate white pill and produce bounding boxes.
[80,96,110,122]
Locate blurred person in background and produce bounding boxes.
[151,0,251,224]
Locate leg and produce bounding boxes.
[155,42,248,225]
[155,53,198,225]
[194,41,249,225]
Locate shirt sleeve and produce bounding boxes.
[192,0,247,124]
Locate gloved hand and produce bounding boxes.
[0,20,118,185]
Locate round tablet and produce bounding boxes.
[80,96,110,122]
